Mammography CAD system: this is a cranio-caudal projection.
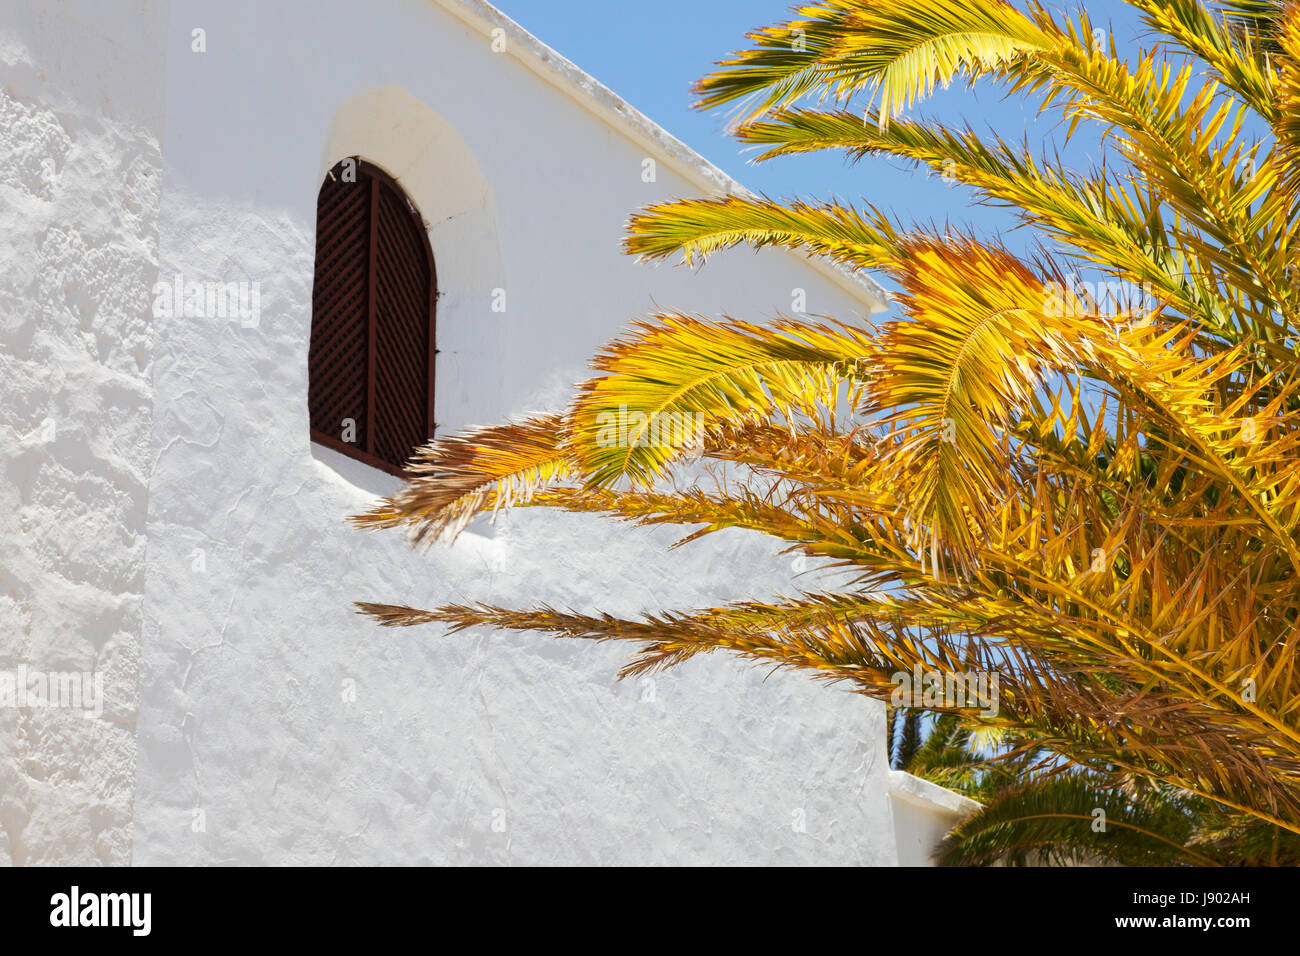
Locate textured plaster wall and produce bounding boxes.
[0,0,933,866]
[131,0,900,865]
[0,1,166,864]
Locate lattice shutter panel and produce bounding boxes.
[308,159,436,475]
[308,164,371,451]
[372,182,433,468]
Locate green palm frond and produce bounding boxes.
[1217,0,1287,43]
[938,776,1219,866]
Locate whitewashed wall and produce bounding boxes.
[134,0,902,866]
[0,0,166,864]
[2,0,927,865]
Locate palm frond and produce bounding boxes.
[693,0,1056,123]
[356,0,1300,848]
[938,775,1219,865]
[350,414,572,544]
[570,313,873,485]
[625,195,901,270]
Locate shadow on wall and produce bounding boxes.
[309,441,403,498]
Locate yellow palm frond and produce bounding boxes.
[570,313,874,485]
[355,0,1300,844]
[733,108,1237,335]
[866,239,1101,569]
[1125,0,1277,118]
[625,194,900,270]
[1274,3,1300,212]
[693,0,1056,123]
[351,414,572,544]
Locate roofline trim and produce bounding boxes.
[429,0,891,312]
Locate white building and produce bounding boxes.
[0,0,975,865]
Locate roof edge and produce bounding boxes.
[428,0,891,313]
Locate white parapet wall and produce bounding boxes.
[889,770,982,866]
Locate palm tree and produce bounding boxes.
[354,0,1300,858]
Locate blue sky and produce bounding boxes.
[493,0,1154,263]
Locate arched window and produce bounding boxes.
[309,157,437,476]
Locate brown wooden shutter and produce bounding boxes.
[308,159,436,476]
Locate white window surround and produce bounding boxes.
[320,84,506,335]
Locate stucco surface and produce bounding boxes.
[129,0,898,865]
[1,0,931,866]
[0,0,166,864]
